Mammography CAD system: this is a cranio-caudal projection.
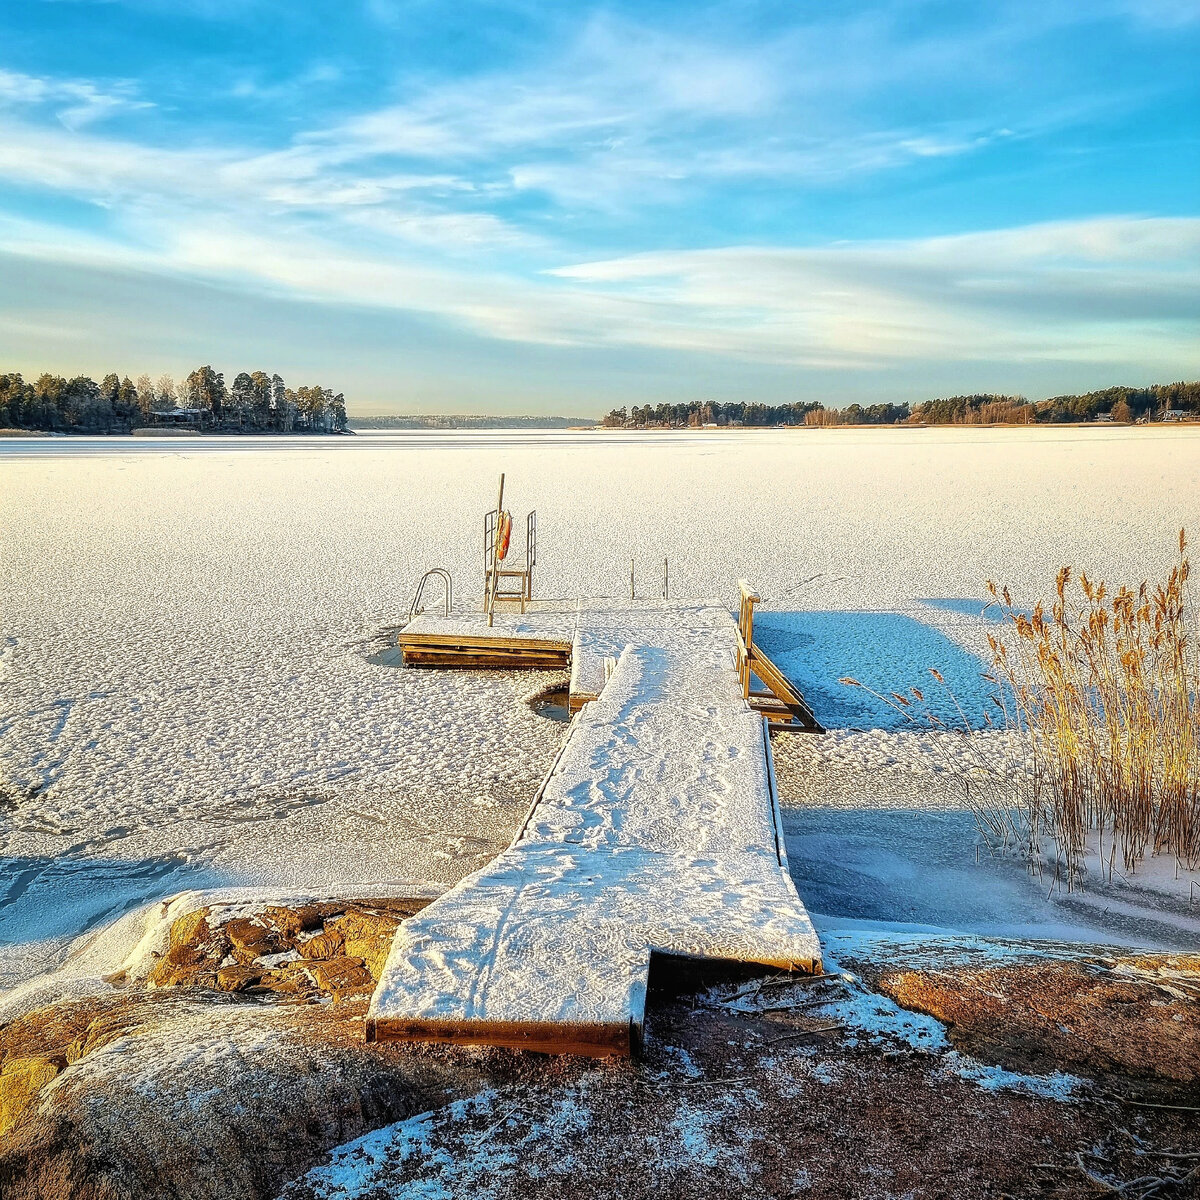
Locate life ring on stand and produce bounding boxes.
[496,510,513,560]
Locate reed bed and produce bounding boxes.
[844,531,1200,890]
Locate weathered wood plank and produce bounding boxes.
[399,633,572,653]
[403,655,570,670]
[749,645,823,732]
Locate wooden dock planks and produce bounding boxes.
[367,607,822,1056]
[399,620,572,670]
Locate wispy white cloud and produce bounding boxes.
[1113,0,1200,28]
[545,218,1200,365]
[5,203,1192,373]
[0,11,1014,259]
[0,67,151,128]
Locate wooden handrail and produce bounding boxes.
[735,579,822,731]
[736,580,760,697]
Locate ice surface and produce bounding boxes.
[3,428,1199,992]
[753,610,996,730]
[784,810,1200,949]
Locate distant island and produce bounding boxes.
[0,366,347,434]
[6,370,1198,436]
[603,382,1200,428]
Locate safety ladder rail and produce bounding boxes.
[408,568,454,623]
[483,495,536,615]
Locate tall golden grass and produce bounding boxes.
[983,530,1199,888]
[842,531,1199,890]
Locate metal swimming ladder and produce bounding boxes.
[408,568,454,622]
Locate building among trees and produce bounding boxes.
[0,366,349,434]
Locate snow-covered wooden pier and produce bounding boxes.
[368,597,822,1056]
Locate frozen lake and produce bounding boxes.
[2,426,1199,988]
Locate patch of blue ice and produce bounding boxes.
[752,611,994,731]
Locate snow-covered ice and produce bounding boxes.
[2,427,1199,991]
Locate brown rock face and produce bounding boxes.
[325,909,405,982]
[225,918,283,960]
[138,898,420,1003]
[0,1057,62,1136]
[145,910,231,989]
[0,997,498,1200]
[0,895,447,1198]
[0,992,173,1139]
[878,955,1200,1084]
[215,965,266,993]
[298,929,344,960]
[167,910,211,955]
[306,957,374,1000]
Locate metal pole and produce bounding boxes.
[630,559,635,600]
[487,472,505,627]
[663,557,669,600]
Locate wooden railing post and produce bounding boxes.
[736,579,760,699]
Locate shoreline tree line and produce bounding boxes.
[602,382,1200,428]
[0,366,348,433]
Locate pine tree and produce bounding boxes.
[249,371,272,426]
[135,374,155,418]
[155,374,177,410]
[231,372,254,426]
[184,365,226,418]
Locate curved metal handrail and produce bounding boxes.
[408,567,453,622]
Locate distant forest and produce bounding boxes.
[603,382,1200,428]
[0,366,348,433]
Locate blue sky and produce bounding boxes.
[0,1,1197,414]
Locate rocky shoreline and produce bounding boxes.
[1,896,1198,1199]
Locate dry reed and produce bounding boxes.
[844,531,1200,890]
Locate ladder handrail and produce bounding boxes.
[408,568,454,622]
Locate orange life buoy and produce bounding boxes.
[496,510,512,560]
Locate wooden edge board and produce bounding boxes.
[401,653,570,665]
[747,647,801,703]
[402,655,570,670]
[399,633,572,652]
[648,948,822,979]
[400,648,568,657]
[400,653,569,665]
[365,1016,635,1057]
[401,652,571,662]
[401,649,570,661]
